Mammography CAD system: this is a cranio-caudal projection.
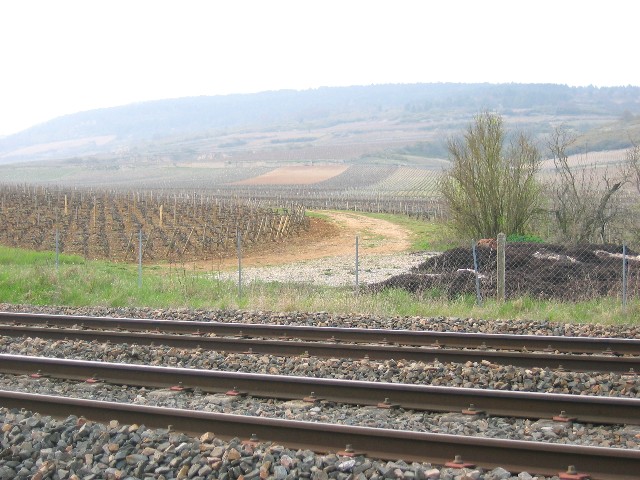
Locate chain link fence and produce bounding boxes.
[369,235,638,305]
[210,231,639,306]
[20,227,640,306]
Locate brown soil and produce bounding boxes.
[188,211,413,271]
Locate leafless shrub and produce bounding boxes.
[546,126,628,244]
[439,112,542,239]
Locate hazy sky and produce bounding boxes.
[0,0,637,136]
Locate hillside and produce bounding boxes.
[1,83,639,171]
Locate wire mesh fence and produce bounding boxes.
[10,225,640,307]
[211,231,638,307]
[368,236,638,305]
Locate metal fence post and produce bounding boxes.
[138,229,142,288]
[355,235,359,294]
[622,244,628,310]
[237,227,242,298]
[497,233,506,301]
[472,240,482,306]
[55,229,59,272]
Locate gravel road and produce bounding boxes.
[213,252,434,287]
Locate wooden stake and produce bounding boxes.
[181,226,195,256]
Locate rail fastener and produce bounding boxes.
[242,433,261,448]
[225,386,246,397]
[445,455,476,469]
[461,404,485,416]
[553,411,577,423]
[376,397,399,409]
[303,392,323,403]
[559,465,591,480]
[337,444,365,457]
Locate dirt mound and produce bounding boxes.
[370,243,640,301]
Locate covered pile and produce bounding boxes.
[370,243,639,301]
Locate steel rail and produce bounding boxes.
[1,324,638,373]
[1,354,637,425]
[1,310,639,355]
[0,390,637,480]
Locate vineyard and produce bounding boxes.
[362,167,441,197]
[130,165,442,196]
[217,166,445,218]
[0,165,448,220]
[0,185,308,263]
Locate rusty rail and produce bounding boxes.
[0,354,637,425]
[2,311,639,355]
[0,323,638,373]
[0,390,637,480]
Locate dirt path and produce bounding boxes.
[196,211,413,270]
[299,211,412,256]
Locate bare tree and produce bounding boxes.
[439,112,541,239]
[625,141,640,194]
[547,126,627,243]
[620,141,640,244]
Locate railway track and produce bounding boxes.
[3,311,639,354]
[1,353,637,425]
[1,322,638,373]
[1,390,639,480]
[2,310,639,479]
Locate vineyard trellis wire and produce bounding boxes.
[0,184,309,263]
[27,165,447,220]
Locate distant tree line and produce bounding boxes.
[3,83,640,153]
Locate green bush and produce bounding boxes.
[507,234,545,243]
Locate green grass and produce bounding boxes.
[0,247,85,266]
[0,245,637,325]
[305,210,331,220]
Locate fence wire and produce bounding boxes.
[369,240,638,304]
[9,225,640,305]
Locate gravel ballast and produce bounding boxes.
[2,304,639,339]
[0,304,639,479]
[0,375,638,450]
[1,406,572,480]
[0,335,637,398]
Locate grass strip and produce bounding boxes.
[0,246,636,325]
